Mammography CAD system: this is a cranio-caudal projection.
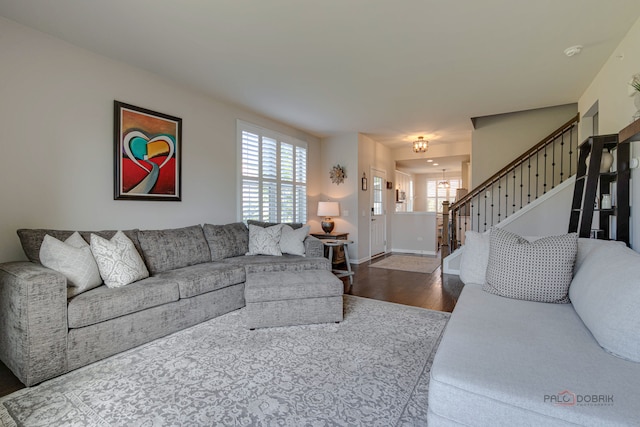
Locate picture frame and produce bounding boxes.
[386,181,393,189]
[361,175,367,191]
[114,101,182,201]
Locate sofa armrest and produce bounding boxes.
[304,235,325,258]
[0,262,68,386]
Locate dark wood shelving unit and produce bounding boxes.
[568,133,630,244]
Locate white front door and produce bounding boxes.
[370,168,386,258]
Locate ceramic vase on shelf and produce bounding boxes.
[601,194,612,210]
[585,149,614,173]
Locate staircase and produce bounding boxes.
[445,113,581,252]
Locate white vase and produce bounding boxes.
[586,149,614,173]
[601,194,612,209]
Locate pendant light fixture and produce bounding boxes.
[412,136,428,153]
[438,169,450,188]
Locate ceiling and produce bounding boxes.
[1,0,639,151]
[396,155,470,174]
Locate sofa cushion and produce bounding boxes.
[138,225,211,274]
[155,262,246,299]
[428,284,640,426]
[67,276,179,328]
[202,222,249,260]
[39,232,102,298]
[90,231,150,288]
[484,228,577,303]
[279,224,311,256]
[570,242,640,362]
[223,254,330,273]
[245,270,342,303]
[246,224,283,256]
[458,230,490,285]
[17,228,142,265]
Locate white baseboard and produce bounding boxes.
[390,248,438,256]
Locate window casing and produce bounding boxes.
[238,120,307,223]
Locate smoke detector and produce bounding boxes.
[564,45,583,57]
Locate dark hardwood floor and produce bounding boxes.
[0,252,463,398]
[344,253,464,312]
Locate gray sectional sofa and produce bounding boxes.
[0,222,329,387]
[429,236,640,426]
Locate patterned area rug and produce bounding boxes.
[0,296,449,427]
[370,255,440,274]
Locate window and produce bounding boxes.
[426,178,461,213]
[372,176,384,215]
[238,120,307,223]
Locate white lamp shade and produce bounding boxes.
[317,201,340,217]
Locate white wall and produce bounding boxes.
[0,17,321,262]
[391,213,437,255]
[318,134,359,260]
[578,15,640,250]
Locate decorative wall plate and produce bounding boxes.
[330,164,346,185]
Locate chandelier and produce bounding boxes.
[438,169,450,188]
[412,136,428,153]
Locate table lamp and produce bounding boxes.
[317,201,340,234]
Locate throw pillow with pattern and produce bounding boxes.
[90,231,149,288]
[246,224,283,256]
[483,228,577,303]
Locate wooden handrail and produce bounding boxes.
[450,113,580,211]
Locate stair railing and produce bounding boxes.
[448,113,580,251]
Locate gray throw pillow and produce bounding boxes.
[483,228,577,303]
[570,242,640,362]
[279,224,310,256]
[203,222,249,260]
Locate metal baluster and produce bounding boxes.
[568,126,573,176]
[498,175,502,222]
[528,156,532,204]
[551,135,556,189]
[484,188,488,232]
[543,144,547,195]
[560,131,565,183]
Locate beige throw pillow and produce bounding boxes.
[39,232,102,298]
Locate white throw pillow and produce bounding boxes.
[246,224,283,256]
[570,242,640,362]
[279,224,310,256]
[90,231,149,288]
[39,232,102,298]
[458,230,491,285]
[483,228,577,303]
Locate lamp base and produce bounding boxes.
[321,219,335,234]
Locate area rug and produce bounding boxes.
[369,255,440,274]
[0,295,449,427]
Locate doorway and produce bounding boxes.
[370,168,387,258]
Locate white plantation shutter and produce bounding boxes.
[426,178,462,213]
[238,120,307,223]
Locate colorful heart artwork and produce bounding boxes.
[115,102,182,200]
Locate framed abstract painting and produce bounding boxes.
[114,101,182,201]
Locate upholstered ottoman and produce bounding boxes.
[244,270,343,329]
